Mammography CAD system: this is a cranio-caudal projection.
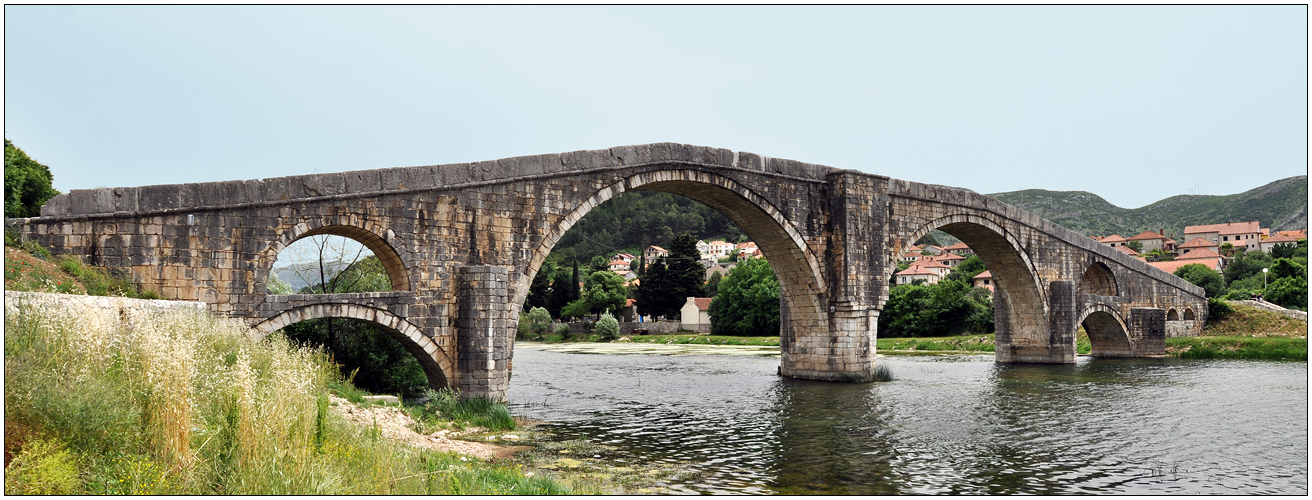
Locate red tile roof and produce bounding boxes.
[1113,245,1140,256]
[1177,237,1216,249]
[1149,258,1220,273]
[1274,230,1307,240]
[1100,234,1128,243]
[934,252,965,261]
[1263,233,1303,244]
[1129,230,1167,241]
[943,242,971,250]
[974,270,993,279]
[1177,247,1221,260]
[647,245,668,253]
[1184,221,1262,236]
[690,297,713,311]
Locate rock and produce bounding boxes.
[501,434,519,441]
[362,395,400,405]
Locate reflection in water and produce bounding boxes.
[508,345,1308,494]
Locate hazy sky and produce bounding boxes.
[5,5,1307,209]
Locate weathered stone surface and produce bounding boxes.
[7,142,1207,400]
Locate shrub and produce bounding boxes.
[1207,298,1233,323]
[1223,290,1252,301]
[1174,264,1225,298]
[594,310,620,341]
[419,388,515,432]
[554,323,572,340]
[525,307,551,339]
[4,437,79,495]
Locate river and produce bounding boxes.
[507,342,1308,494]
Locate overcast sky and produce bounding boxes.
[4,5,1306,209]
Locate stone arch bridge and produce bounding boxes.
[8,143,1206,400]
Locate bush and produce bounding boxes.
[594,310,619,341]
[554,323,572,340]
[708,258,780,337]
[418,388,515,432]
[5,139,60,218]
[4,437,79,495]
[1264,276,1308,311]
[525,307,551,339]
[1207,298,1233,323]
[1174,264,1225,298]
[1223,290,1252,301]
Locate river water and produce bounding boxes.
[507,343,1308,494]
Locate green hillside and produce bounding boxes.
[988,176,1308,241]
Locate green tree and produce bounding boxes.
[944,255,986,282]
[1271,257,1307,281]
[1264,275,1308,311]
[1223,251,1274,287]
[878,280,993,337]
[524,306,552,340]
[4,139,60,218]
[525,262,555,312]
[704,270,723,297]
[635,233,704,320]
[594,310,620,340]
[708,258,780,336]
[549,261,581,319]
[1271,239,1307,259]
[570,270,628,319]
[1174,264,1225,298]
[1125,240,1144,253]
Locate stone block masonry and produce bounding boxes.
[8,142,1209,400]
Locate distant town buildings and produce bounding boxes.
[1090,221,1305,275]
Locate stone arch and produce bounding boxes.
[516,168,828,340]
[253,304,451,390]
[1079,261,1119,296]
[259,220,413,294]
[1183,308,1196,321]
[1077,304,1134,357]
[1166,308,1180,321]
[894,213,1049,354]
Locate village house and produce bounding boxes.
[1183,221,1265,252]
[1127,230,1176,252]
[706,240,735,259]
[695,240,710,256]
[705,263,733,281]
[942,242,974,256]
[680,297,713,332]
[1258,232,1304,253]
[608,259,630,272]
[1113,245,1141,257]
[893,257,951,285]
[1096,234,1129,248]
[1176,236,1219,255]
[614,269,638,281]
[643,245,669,269]
[1148,247,1224,274]
[899,251,922,263]
[921,245,947,256]
[611,253,636,264]
[972,270,994,293]
[932,251,966,268]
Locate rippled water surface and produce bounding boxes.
[508,343,1308,494]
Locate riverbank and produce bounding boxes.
[3,297,570,495]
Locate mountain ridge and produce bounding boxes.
[986,175,1308,242]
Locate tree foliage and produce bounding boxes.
[548,262,581,319]
[708,258,780,337]
[594,310,620,340]
[635,233,704,319]
[4,139,60,218]
[525,262,555,312]
[563,270,628,319]
[550,191,746,264]
[878,280,993,337]
[944,255,987,282]
[1173,264,1225,298]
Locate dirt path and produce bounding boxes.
[328,395,524,459]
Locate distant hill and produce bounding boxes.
[987,176,1308,242]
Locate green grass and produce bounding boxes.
[3,299,568,495]
[4,241,159,299]
[410,388,516,432]
[1165,336,1308,361]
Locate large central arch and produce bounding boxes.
[892,213,1050,361]
[515,168,830,370]
[257,220,414,295]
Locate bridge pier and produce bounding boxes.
[455,265,512,401]
[1129,308,1167,357]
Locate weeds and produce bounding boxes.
[3,296,562,494]
[413,388,516,432]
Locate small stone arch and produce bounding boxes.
[1166,308,1180,321]
[517,168,829,341]
[1078,304,1134,357]
[1079,261,1119,296]
[254,304,451,390]
[260,220,413,294]
[1183,308,1196,321]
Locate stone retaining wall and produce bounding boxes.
[1231,300,1309,322]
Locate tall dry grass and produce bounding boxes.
[4,296,565,495]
